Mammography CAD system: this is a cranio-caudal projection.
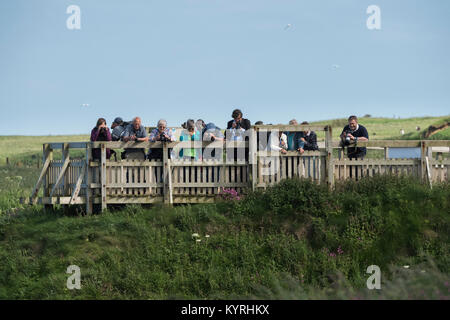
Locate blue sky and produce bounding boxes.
[1,0,449,135]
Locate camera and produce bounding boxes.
[159,133,170,142]
[341,131,351,146]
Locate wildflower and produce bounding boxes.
[192,233,200,238]
[196,239,201,243]
[205,235,210,238]
[403,265,410,269]
[337,246,344,255]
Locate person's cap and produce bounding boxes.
[113,117,123,124]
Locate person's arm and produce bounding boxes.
[136,127,149,141]
[243,119,251,130]
[305,133,318,150]
[90,128,99,142]
[295,132,305,150]
[149,129,157,142]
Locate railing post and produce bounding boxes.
[325,125,334,188]
[101,143,107,211]
[420,140,426,183]
[250,127,257,191]
[85,144,93,215]
[163,142,170,204]
[384,147,389,159]
[43,144,53,210]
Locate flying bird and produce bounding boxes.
[332,64,340,69]
[284,24,292,30]
[81,103,90,107]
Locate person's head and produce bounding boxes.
[111,117,123,129]
[301,121,310,133]
[133,117,142,130]
[157,119,167,133]
[186,119,195,133]
[232,109,243,122]
[254,121,264,125]
[96,118,106,128]
[289,119,298,125]
[195,119,205,131]
[348,115,358,131]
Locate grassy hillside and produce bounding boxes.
[0,176,448,299]
[311,115,450,140]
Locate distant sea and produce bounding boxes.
[389,147,421,159]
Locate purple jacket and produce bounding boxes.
[91,127,112,160]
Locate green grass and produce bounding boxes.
[0,135,88,166]
[310,115,450,140]
[0,176,448,299]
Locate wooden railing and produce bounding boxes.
[29,125,450,213]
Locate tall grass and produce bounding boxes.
[0,175,448,299]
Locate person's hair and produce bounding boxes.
[232,109,242,119]
[348,115,358,122]
[254,121,264,125]
[157,119,167,128]
[289,119,298,125]
[96,118,106,128]
[133,117,141,123]
[186,119,195,131]
[195,119,205,130]
[301,121,309,125]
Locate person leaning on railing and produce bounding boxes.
[122,117,149,160]
[285,119,305,154]
[147,119,175,161]
[226,108,251,161]
[179,119,202,160]
[90,117,112,161]
[340,115,369,159]
[111,117,128,141]
[300,121,319,151]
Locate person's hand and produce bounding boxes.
[300,137,306,142]
[298,147,304,154]
[348,134,355,140]
[231,121,237,129]
[130,135,136,141]
[281,149,287,154]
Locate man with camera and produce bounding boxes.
[226,109,251,161]
[122,117,149,160]
[340,115,369,159]
[147,119,175,160]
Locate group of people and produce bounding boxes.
[90,110,368,161]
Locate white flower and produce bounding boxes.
[205,235,210,238]
[192,233,200,238]
[403,265,410,269]
[196,239,201,243]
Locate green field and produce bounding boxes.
[0,116,449,299]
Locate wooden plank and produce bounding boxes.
[49,144,70,197]
[69,163,86,205]
[31,145,52,204]
[85,146,93,214]
[101,143,107,211]
[325,126,334,187]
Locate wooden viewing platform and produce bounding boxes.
[28,125,450,213]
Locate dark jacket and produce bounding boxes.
[90,127,112,160]
[226,118,251,130]
[302,131,319,151]
[341,124,369,158]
